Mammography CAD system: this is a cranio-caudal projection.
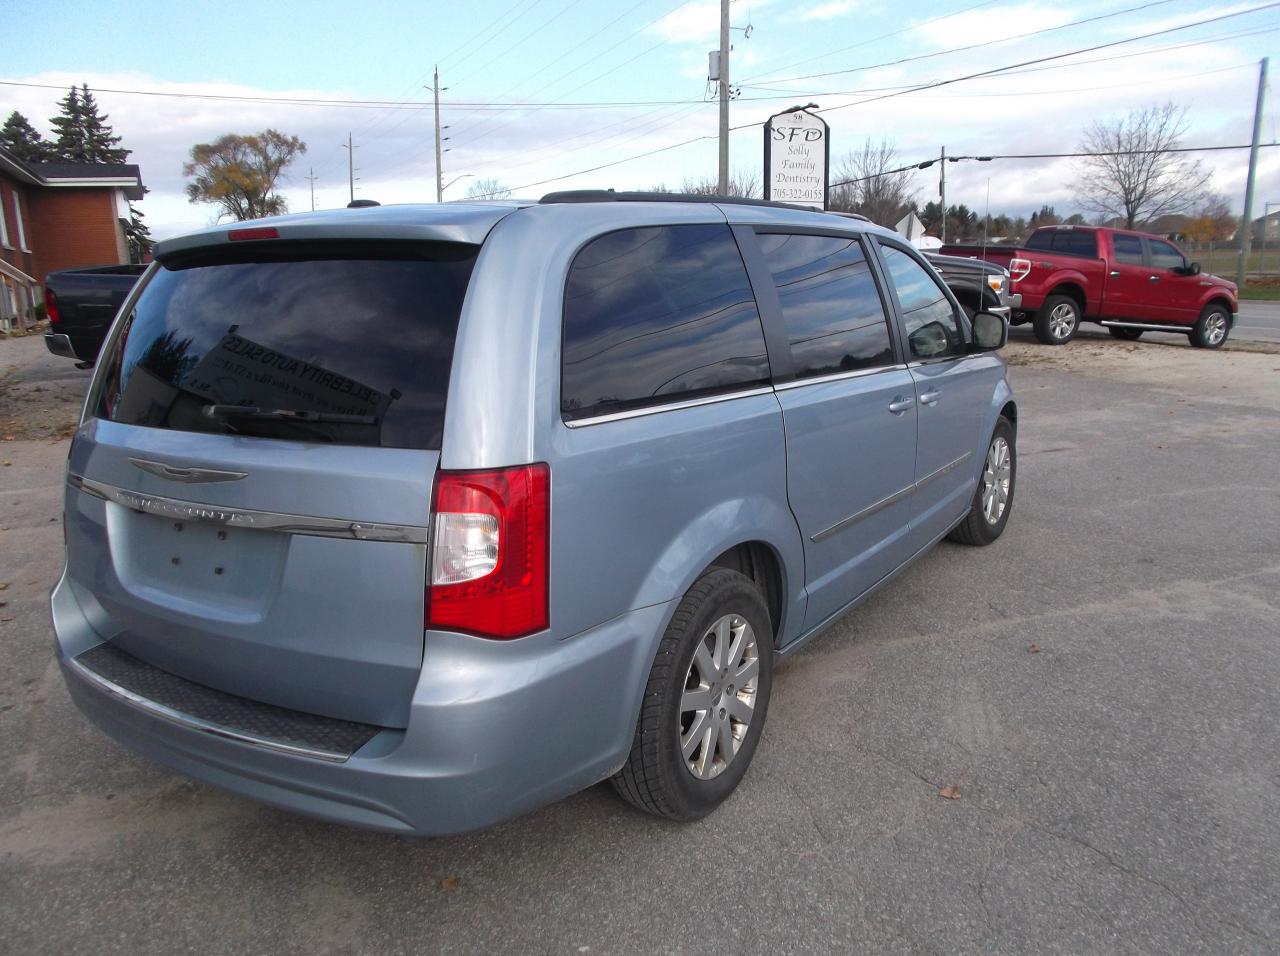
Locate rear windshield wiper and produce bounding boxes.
[202,404,377,425]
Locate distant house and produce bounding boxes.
[0,146,145,331]
[1252,210,1280,243]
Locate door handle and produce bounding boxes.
[919,390,942,406]
[887,396,915,414]
[1109,270,1121,277]
[1149,275,1160,282]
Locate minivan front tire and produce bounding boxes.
[948,417,1016,546]
[612,568,773,820]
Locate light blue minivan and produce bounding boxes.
[52,193,1016,834]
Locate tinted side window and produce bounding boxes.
[1113,234,1145,265]
[1024,231,1053,252]
[1052,231,1098,257]
[1148,239,1184,271]
[562,224,770,421]
[880,244,965,360]
[755,232,893,378]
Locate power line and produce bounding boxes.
[737,0,1000,85]
[488,6,1280,195]
[747,0,1186,87]
[828,142,1280,189]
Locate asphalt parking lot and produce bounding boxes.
[2,328,1279,954]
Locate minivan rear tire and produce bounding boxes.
[612,568,773,820]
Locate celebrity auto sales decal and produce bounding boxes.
[764,108,829,209]
[184,332,392,420]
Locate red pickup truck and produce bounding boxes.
[942,225,1238,349]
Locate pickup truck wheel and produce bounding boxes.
[1190,305,1231,349]
[1033,295,1080,345]
[948,417,1016,547]
[1109,327,1143,341]
[612,568,773,821]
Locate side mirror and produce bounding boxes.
[1184,261,1202,276]
[972,311,1008,351]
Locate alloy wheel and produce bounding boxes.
[679,614,759,780]
[1205,312,1228,346]
[981,436,1012,525]
[1049,303,1077,340]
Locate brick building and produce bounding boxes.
[0,146,144,331]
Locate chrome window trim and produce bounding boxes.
[64,653,353,762]
[66,474,429,544]
[562,386,774,428]
[773,363,908,392]
[810,450,973,543]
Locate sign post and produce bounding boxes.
[763,107,829,209]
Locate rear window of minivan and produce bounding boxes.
[95,242,477,450]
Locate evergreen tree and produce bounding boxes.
[49,86,88,161]
[125,205,152,263]
[0,111,53,163]
[78,85,128,163]
[48,85,130,163]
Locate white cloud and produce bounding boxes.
[801,1,858,21]
[913,3,1073,49]
[652,0,771,44]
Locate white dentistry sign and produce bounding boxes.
[764,107,829,209]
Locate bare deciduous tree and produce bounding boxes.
[465,178,512,200]
[1071,102,1210,229]
[828,139,917,227]
[184,130,306,222]
[680,167,761,198]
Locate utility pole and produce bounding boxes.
[341,133,359,204]
[305,168,317,211]
[718,0,730,195]
[433,66,445,203]
[1236,57,1268,288]
[939,146,947,244]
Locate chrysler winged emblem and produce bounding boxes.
[128,458,248,484]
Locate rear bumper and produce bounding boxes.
[53,572,673,835]
[44,331,99,362]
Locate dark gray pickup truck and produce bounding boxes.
[923,251,1019,320]
[44,264,147,364]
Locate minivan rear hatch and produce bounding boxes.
[64,229,485,727]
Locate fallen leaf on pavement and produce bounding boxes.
[2,461,10,467]
[440,875,460,890]
[1155,443,1167,449]
[0,582,8,590]
[1027,643,1040,653]
[939,785,961,800]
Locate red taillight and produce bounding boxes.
[45,288,61,325]
[1009,258,1032,283]
[227,227,279,242]
[427,463,550,639]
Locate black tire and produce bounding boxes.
[1109,327,1143,341]
[949,417,1016,546]
[1033,294,1081,345]
[1190,303,1231,349]
[612,568,773,820]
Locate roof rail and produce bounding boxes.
[347,199,381,208]
[538,189,827,212]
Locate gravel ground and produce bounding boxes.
[2,330,1279,955]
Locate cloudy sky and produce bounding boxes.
[3,0,1277,239]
